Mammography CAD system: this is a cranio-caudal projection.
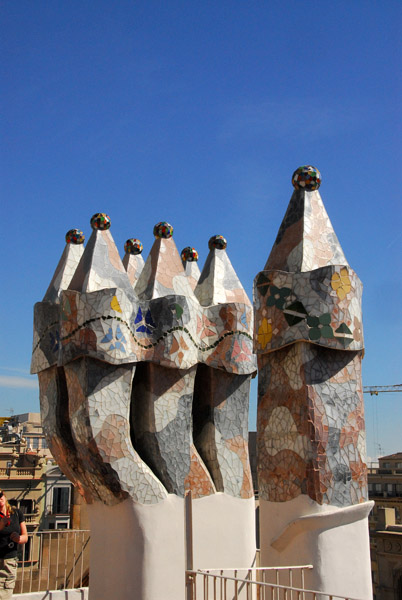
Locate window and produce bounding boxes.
[387,484,393,493]
[368,483,373,492]
[41,438,47,449]
[31,438,39,449]
[19,499,33,515]
[56,521,69,530]
[375,484,382,492]
[52,487,70,514]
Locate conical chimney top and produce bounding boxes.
[195,235,251,306]
[135,222,196,300]
[123,238,145,286]
[42,229,85,302]
[181,246,201,291]
[68,213,133,293]
[265,166,348,272]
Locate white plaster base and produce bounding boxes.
[259,497,374,599]
[87,493,256,600]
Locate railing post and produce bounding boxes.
[47,532,52,590]
[185,490,194,600]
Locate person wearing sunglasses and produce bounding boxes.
[0,490,27,599]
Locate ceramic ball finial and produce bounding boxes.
[292,165,321,191]
[90,213,111,230]
[124,238,143,255]
[153,221,173,239]
[65,229,85,244]
[208,235,227,250]
[181,247,199,262]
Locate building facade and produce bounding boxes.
[369,453,402,599]
[0,414,88,535]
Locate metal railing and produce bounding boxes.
[186,566,365,600]
[186,566,312,600]
[15,529,90,594]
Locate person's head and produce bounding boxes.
[0,490,15,515]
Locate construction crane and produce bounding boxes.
[363,385,402,396]
[363,385,401,458]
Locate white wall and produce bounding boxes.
[87,493,256,600]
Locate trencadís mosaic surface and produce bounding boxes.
[255,166,368,507]
[32,218,255,505]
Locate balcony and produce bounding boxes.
[0,466,43,479]
[23,513,40,526]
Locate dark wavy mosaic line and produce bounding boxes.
[34,314,253,354]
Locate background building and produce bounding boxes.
[369,453,402,598]
[0,414,88,534]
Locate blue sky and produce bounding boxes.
[1,1,401,459]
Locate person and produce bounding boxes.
[0,490,27,599]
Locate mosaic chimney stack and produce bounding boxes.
[254,167,373,598]
[131,223,215,498]
[192,235,254,498]
[32,217,256,600]
[181,246,201,291]
[122,238,145,286]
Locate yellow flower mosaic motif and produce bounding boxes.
[331,267,351,300]
[258,318,272,348]
[110,295,122,313]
